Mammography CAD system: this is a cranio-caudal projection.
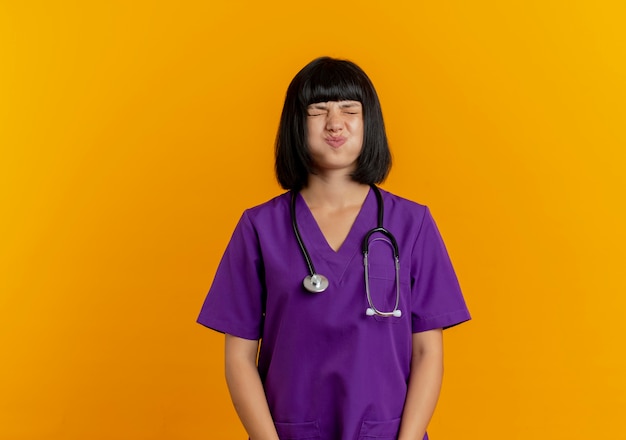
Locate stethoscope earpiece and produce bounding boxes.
[366,308,401,318]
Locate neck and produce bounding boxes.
[300,174,371,209]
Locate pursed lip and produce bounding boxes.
[324,136,347,147]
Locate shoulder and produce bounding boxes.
[379,188,429,221]
[225,192,291,244]
[377,188,445,243]
[241,191,291,226]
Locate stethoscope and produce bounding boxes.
[290,185,402,318]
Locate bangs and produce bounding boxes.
[299,63,365,106]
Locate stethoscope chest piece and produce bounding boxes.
[303,274,329,293]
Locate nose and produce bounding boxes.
[325,108,343,132]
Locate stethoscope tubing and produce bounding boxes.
[290,185,402,317]
[290,194,317,277]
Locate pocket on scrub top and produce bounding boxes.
[367,262,406,324]
[274,420,321,440]
[367,262,396,281]
[358,418,401,439]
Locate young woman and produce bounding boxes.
[198,57,470,440]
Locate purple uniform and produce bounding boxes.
[198,188,470,440]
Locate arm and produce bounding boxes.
[224,334,280,440]
[397,329,444,440]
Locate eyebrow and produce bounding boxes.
[307,101,362,109]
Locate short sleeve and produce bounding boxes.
[411,208,471,333]
[197,211,265,340]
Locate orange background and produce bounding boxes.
[1,1,625,439]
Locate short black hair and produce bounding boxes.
[275,57,392,190]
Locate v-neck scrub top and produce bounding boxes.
[198,188,470,440]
